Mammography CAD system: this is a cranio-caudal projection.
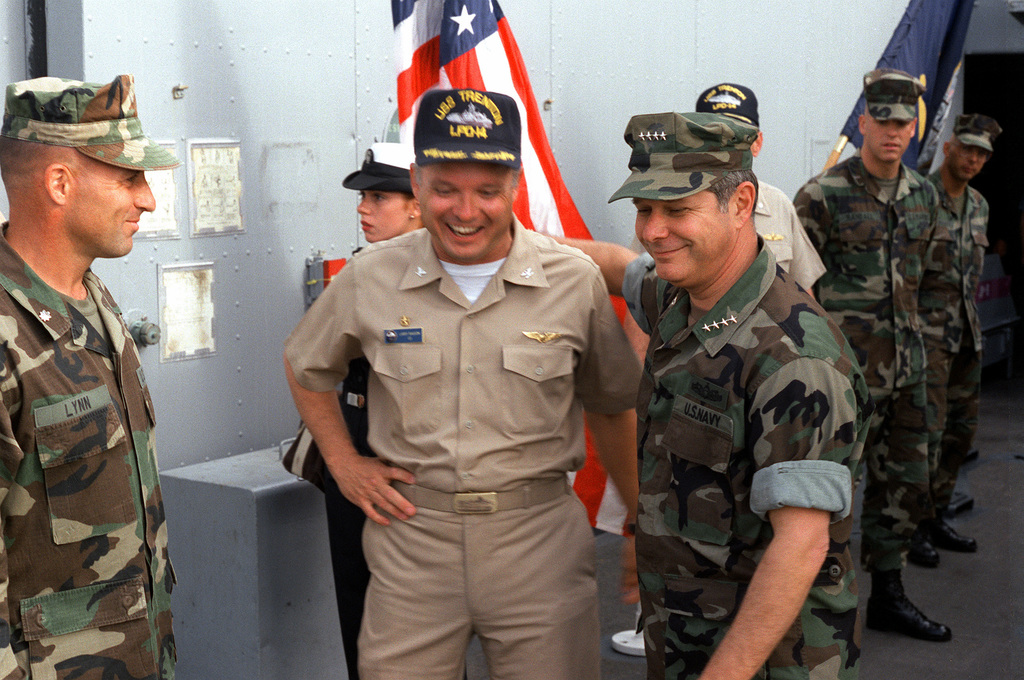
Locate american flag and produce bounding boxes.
[392,0,630,534]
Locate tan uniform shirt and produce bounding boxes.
[755,182,826,291]
[286,220,640,493]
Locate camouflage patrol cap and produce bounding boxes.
[609,112,757,203]
[695,83,759,128]
[414,88,521,169]
[1,74,180,170]
[953,113,1001,152]
[863,68,925,121]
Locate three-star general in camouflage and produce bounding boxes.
[0,74,177,679]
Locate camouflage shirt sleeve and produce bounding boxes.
[0,386,23,679]
[747,358,861,522]
[793,178,832,295]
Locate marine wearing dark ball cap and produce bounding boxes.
[694,82,828,292]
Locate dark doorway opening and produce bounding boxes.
[964,53,1023,269]
[965,52,1024,375]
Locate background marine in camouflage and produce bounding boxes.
[913,113,1001,565]
[0,74,177,679]
[614,111,871,680]
[795,67,950,642]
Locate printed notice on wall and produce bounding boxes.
[159,262,216,362]
[188,139,244,236]
[137,142,180,240]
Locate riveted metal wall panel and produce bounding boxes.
[53,0,399,470]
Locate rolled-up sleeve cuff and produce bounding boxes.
[750,460,853,523]
[622,252,656,334]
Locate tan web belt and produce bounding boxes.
[392,478,569,514]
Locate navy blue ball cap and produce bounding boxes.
[695,83,759,128]
[414,88,521,169]
[342,142,415,193]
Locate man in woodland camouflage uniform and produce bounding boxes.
[0,75,178,678]
[794,68,950,641]
[910,114,1001,566]
[615,111,871,680]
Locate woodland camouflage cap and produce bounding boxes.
[863,68,924,121]
[609,112,757,203]
[953,113,1001,152]
[1,74,180,170]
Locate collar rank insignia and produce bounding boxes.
[39,310,51,322]
[523,331,561,343]
[702,315,737,334]
[521,267,534,279]
[763,233,784,241]
[416,266,427,277]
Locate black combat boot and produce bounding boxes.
[926,516,978,552]
[907,523,939,567]
[866,569,952,641]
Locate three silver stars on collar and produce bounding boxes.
[702,314,737,333]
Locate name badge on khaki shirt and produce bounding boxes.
[384,328,423,344]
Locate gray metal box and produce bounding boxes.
[161,449,346,679]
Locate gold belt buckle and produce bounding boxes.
[452,491,498,514]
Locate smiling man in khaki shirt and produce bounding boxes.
[284,88,640,680]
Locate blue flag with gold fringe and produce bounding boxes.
[839,0,975,168]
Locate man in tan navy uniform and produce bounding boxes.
[284,88,640,680]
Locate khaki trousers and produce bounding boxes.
[359,490,600,680]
